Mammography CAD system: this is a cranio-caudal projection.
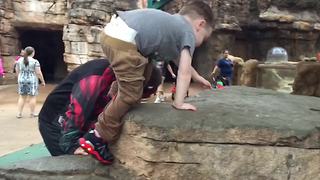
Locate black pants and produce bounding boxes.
[38,117,64,156]
[217,76,232,86]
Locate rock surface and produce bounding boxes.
[240,59,259,87]
[1,86,319,179]
[164,0,320,79]
[293,61,320,97]
[1,0,320,81]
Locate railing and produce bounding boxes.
[255,62,298,93]
[147,0,172,9]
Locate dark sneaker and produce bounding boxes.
[79,130,114,164]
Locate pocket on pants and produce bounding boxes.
[102,44,115,61]
[112,50,148,82]
[118,80,144,104]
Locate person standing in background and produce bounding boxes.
[16,46,45,118]
[317,52,320,62]
[0,54,5,81]
[211,50,234,86]
[154,60,176,103]
[13,49,25,73]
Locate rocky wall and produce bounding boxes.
[1,0,320,81]
[63,0,140,71]
[0,0,16,67]
[163,0,320,79]
[292,61,320,97]
[0,0,140,79]
[0,0,67,83]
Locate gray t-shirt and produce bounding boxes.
[118,9,195,65]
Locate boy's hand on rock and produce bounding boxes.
[74,147,89,155]
[199,78,212,89]
[172,102,197,111]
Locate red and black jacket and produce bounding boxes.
[39,59,116,154]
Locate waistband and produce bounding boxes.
[103,14,137,44]
[100,32,137,52]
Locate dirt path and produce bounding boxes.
[0,83,204,157]
[0,84,55,156]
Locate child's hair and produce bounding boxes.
[179,1,213,27]
[23,46,34,67]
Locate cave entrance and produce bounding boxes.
[17,29,67,83]
[234,28,264,61]
[315,35,320,53]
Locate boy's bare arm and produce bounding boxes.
[166,63,176,78]
[172,48,196,111]
[211,65,220,76]
[191,67,211,88]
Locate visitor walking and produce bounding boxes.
[0,55,5,82]
[16,46,45,118]
[211,50,234,86]
[154,60,176,103]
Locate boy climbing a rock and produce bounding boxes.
[81,1,214,164]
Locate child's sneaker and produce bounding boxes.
[79,130,114,165]
[154,96,161,103]
[159,95,165,102]
[30,113,38,118]
[16,113,22,119]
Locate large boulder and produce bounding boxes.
[1,86,320,179]
[240,59,259,86]
[292,61,320,97]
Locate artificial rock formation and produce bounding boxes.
[292,61,320,97]
[63,0,139,71]
[164,0,320,79]
[1,87,320,179]
[0,0,140,81]
[0,0,68,82]
[240,59,259,87]
[1,0,320,82]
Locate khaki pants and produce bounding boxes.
[95,33,151,143]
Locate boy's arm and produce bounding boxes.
[210,65,219,77]
[172,48,196,111]
[210,61,221,82]
[191,67,211,88]
[166,63,176,78]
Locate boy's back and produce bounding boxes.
[118,9,195,63]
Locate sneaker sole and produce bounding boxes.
[31,114,39,117]
[79,138,113,165]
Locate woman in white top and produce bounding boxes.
[16,46,45,118]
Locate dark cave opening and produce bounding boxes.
[18,29,67,83]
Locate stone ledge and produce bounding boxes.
[112,86,320,179]
[0,156,138,180]
[1,86,319,179]
[122,86,320,149]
